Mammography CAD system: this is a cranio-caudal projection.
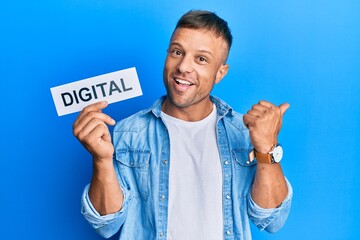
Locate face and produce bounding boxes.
[162,27,229,117]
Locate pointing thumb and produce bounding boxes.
[279,103,290,116]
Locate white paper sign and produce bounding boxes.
[50,67,142,116]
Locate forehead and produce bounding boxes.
[170,28,227,53]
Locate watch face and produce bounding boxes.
[272,145,283,163]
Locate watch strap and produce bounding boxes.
[254,150,273,164]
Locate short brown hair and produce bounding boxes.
[174,10,233,53]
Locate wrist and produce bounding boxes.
[93,158,114,172]
[255,143,276,154]
[254,143,283,164]
[93,156,113,164]
[92,160,117,184]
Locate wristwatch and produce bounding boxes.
[254,144,283,164]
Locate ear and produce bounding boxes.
[215,64,229,84]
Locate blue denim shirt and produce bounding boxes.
[81,96,292,240]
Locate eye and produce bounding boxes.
[170,48,183,56]
[198,56,208,63]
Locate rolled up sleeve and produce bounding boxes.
[247,177,293,233]
[81,184,132,238]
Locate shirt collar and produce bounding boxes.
[149,95,233,119]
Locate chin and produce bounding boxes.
[166,93,191,109]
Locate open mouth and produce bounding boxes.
[174,78,194,86]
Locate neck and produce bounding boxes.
[162,97,213,122]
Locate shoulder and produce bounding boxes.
[113,109,154,133]
[113,97,165,133]
[211,95,248,131]
[223,110,248,132]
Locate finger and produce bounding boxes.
[82,111,115,126]
[83,124,112,151]
[246,109,263,118]
[73,111,115,137]
[84,101,109,112]
[252,103,270,113]
[74,113,114,138]
[87,124,109,141]
[101,128,112,142]
[243,114,257,129]
[278,103,290,116]
[76,118,110,141]
[74,101,109,128]
[258,100,274,108]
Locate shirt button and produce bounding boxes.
[160,195,166,200]
[246,160,250,164]
[226,194,231,199]
[224,160,229,165]
[159,232,164,237]
[226,230,231,235]
[163,160,168,164]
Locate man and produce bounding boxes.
[74,10,292,240]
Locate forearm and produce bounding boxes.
[251,163,288,208]
[89,159,123,215]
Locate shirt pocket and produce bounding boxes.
[115,148,151,200]
[233,148,257,169]
[232,148,257,197]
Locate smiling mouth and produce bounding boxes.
[174,78,194,86]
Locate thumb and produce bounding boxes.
[279,103,290,116]
[102,130,112,142]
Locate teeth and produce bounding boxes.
[175,78,192,85]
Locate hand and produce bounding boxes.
[243,100,289,153]
[73,101,116,163]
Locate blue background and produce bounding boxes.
[1,0,359,239]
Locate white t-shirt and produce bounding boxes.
[161,105,223,240]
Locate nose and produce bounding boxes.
[177,55,193,73]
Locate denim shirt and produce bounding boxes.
[81,96,293,240]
